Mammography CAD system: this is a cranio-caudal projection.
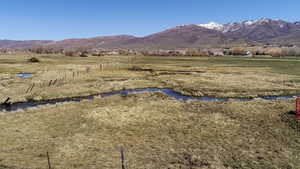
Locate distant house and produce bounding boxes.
[175,50,187,55]
[246,51,253,57]
[108,51,120,55]
[213,51,224,56]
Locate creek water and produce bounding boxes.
[18,73,33,78]
[1,88,300,112]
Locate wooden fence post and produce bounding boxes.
[120,146,126,169]
[29,83,35,93]
[53,79,58,86]
[26,86,31,93]
[47,151,52,169]
[48,80,53,87]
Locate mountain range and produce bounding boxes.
[1,18,300,50]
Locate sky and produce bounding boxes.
[0,0,299,40]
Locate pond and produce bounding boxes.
[18,73,33,78]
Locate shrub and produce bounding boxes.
[230,47,247,55]
[267,48,283,57]
[28,57,40,63]
[31,46,63,54]
[79,51,89,57]
[281,47,300,56]
[64,51,76,57]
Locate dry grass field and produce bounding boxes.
[0,53,300,169]
[1,54,300,102]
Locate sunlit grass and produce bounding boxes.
[1,54,300,168]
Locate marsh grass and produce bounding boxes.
[1,54,300,168]
[1,54,300,103]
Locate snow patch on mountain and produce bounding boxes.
[198,22,224,31]
[198,18,299,33]
[259,18,272,23]
[244,21,255,25]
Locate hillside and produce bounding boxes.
[45,35,136,50]
[1,18,300,50]
[121,24,230,49]
[0,40,52,49]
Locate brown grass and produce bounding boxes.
[1,54,300,103]
[0,93,299,169]
[1,54,300,168]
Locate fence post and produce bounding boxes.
[29,83,35,93]
[48,80,53,87]
[53,79,58,86]
[26,86,31,93]
[296,97,300,120]
[47,151,52,169]
[120,146,126,169]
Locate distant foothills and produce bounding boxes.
[1,18,300,57]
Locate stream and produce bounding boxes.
[1,88,300,112]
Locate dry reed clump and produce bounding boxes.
[280,110,300,132]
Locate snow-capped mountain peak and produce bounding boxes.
[258,18,272,23]
[244,20,256,25]
[198,22,224,31]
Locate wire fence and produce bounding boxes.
[0,146,129,169]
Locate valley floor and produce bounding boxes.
[0,54,300,168]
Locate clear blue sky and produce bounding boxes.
[0,0,299,40]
